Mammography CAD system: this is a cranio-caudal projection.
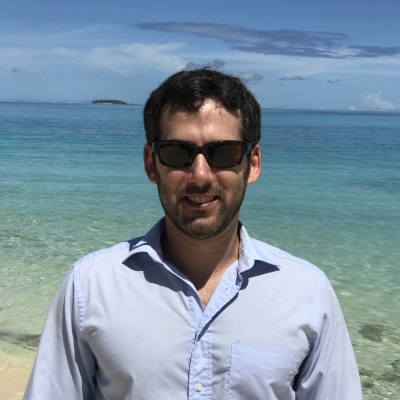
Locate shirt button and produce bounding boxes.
[195,383,203,392]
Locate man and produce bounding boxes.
[24,69,362,399]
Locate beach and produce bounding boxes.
[0,371,30,400]
[1,102,399,399]
[0,339,33,399]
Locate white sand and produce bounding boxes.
[0,371,30,400]
[0,340,35,400]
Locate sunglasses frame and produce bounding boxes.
[151,140,253,168]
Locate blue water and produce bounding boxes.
[1,102,399,398]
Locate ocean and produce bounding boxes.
[1,102,399,398]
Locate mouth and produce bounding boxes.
[183,195,218,208]
[187,196,215,204]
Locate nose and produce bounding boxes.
[187,153,213,186]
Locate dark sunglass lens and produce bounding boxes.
[159,144,191,167]
[210,143,242,167]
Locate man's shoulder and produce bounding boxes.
[72,236,145,270]
[249,236,327,280]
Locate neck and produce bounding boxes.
[161,216,240,291]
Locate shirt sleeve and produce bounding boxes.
[24,267,96,400]
[295,275,363,400]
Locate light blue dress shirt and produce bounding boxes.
[24,219,362,399]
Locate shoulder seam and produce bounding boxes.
[72,242,130,267]
[71,242,130,335]
[252,239,326,277]
[271,252,326,276]
[72,263,86,333]
[313,274,327,333]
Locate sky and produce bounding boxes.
[1,0,400,110]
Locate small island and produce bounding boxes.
[92,99,127,105]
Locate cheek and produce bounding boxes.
[158,169,188,190]
[215,169,244,189]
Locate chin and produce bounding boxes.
[173,215,233,240]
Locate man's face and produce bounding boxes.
[144,100,260,240]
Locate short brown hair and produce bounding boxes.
[143,68,261,145]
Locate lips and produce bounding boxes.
[187,196,215,204]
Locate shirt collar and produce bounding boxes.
[237,222,280,273]
[124,218,166,262]
[124,218,280,272]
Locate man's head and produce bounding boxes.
[143,69,261,240]
[143,68,261,145]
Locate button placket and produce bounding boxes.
[188,329,211,398]
[188,263,241,399]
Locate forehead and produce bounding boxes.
[159,100,242,143]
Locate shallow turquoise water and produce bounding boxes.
[1,103,399,398]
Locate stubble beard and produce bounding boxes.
[155,165,250,240]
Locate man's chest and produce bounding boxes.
[82,270,312,400]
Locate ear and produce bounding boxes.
[247,144,261,185]
[143,144,158,184]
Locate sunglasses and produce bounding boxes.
[151,140,252,168]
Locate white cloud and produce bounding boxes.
[238,70,263,84]
[70,43,184,75]
[279,75,309,81]
[361,91,400,111]
[183,59,225,71]
[0,25,186,76]
[138,22,400,59]
[0,41,185,76]
[2,24,400,81]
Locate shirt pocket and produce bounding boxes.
[228,343,298,400]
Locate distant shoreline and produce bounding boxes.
[0,100,400,115]
[0,100,143,106]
